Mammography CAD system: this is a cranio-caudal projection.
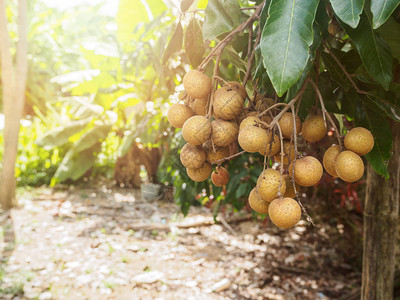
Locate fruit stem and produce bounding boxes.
[309,79,343,150]
[275,122,285,198]
[267,78,310,131]
[243,19,262,87]
[207,54,221,118]
[211,150,246,165]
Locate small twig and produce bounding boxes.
[243,20,262,86]
[290,107,315,226]
[309,79,343,150]
[198,1,265,71]
[211,150,246,165]
[218,215,237,235]
[258,103,289,118]
[275,122,285,198]
[323,41,368,95]
[213,75,228,85]
[207,54,221,118]
[267,78,310,130]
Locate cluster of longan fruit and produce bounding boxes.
[167,70,374,229]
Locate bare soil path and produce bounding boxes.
[0,186,360,299]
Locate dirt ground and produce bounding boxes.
[0,185,360,300]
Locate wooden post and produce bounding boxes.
[362,121,400,299]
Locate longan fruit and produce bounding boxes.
[278,112,302,139]
[259,134,281,156]
[211,166,230,186]
[205,145,230,164]
[335,150,364,182]
[256,169,286,202]
[239,116,260,130]
[283,174,300,198]
[223,81,247,100]
[167,104,194,128]
[268,198,301,229]
[239,126,271,153]
[248,188,269,214]
[182,116,212,146]
[301,115,327,142]
[323,145,340,177]
[193,98,208,116]
[213,87,244,120]
[183,70,212,99]
[186,162,212,182]
[180,143,206,169]
[344,127,374,156]
[288,156,323,187]
[211,119,238,147]
[274,140,295,165]
[255,96,275,111]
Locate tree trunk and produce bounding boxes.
[362,121,400,300]
[0,0,28,210]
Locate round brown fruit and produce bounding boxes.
[256,169,286,202]
[205,145,230,164]
[288,156,323,187]
[239,116,260,130]
[239,126,271,153]
[259,134,281,157]
[323,145,340,177]
[211,166,230,186]
[187,162,212,182]
[193,98,208,116]
[211,119,238,147]
[182,116,212,146]
[255,96,275,111]
[180,143,206,169]
[274,140,295,165]
[213,87,244,120]
[283,174,300,198]
[278,112,302,139]
[344,127,374,156]
[268,198,301,229]
[335,150,364,182]
[183,70,212,99]
[167,103,194,128]
[223,81,247,100]
[248,188,269,214]
[301,115,327,142]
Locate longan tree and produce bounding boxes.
[0,0,28,210]
[163,0,400,298]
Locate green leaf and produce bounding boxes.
[202,0,247,41]
[146,0,167,18]
[162,22,183,65]
[117,0,149,43]
[53,142,102,183]
[329,0,364,28]
[339,12,393,90]
[260,0,320,96]
[185,18,205,68]
[221,46,247,73]
[321,52,351,90]
[370,0,400,29]
[355,99,392,178]
[377,16,400,60]
[35,118,92,149]
[118,131,135,157]
[73,124,112,153]
[367,94,400,122]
